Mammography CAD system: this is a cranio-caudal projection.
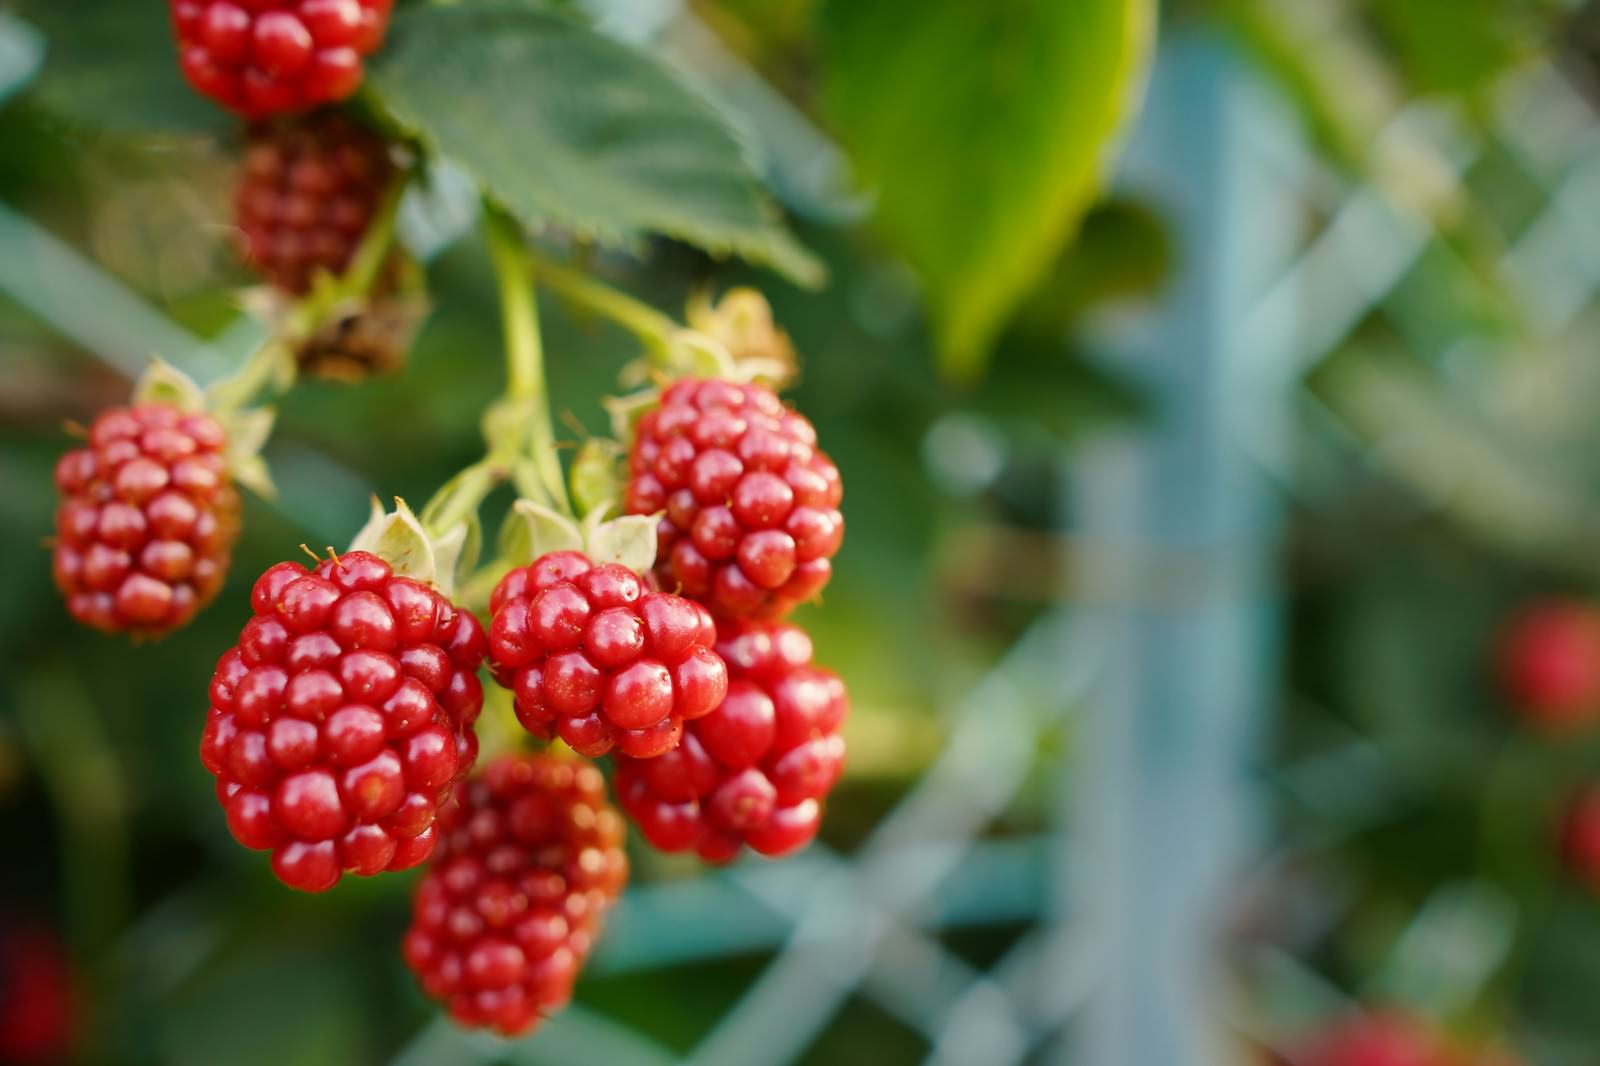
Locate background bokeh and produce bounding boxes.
[6,1,1600,1064]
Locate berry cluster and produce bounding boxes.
[617,620,847,861]
[624,378,843,620]
[53,403,240,636]
[237,113,395,295]
[170,0,393,118]
[488,552,729,759]
[200,550,486,892]
[402,754,627,1036]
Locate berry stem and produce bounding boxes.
[527,254,678,361]
[205,335,295,415]
[484,205,572,516]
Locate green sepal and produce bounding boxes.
[131,358,206,413]
[349,496,472,598]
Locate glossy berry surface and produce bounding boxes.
[200,551,487,892]
[236,113,394,295]
[1497,600,1600,733]
[616,620,846,861]
[53,403,240,636]
[624,378,843,620]
[488,552,729,759]
[169,0,393,117]
[402,754,627,1037]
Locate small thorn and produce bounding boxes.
[62,419,89,439]
[552,439,578,452]
[39,535,57,550]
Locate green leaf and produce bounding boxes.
[821,0,1155,381]
[367,4,823,286]
[15,0,227,134]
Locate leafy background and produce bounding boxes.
[5,0,1600,1063]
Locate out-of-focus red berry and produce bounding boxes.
[1498,600,1600,733]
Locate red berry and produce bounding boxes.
[487,552,730,759]
[1563,784,1600,893]
[615,619,846,861]
[0,920,75,1064]
[236,112,394,295]
[200,551,487,892]
[169,0,392,117]
[1289,1012,1519,1066]
[625,378,843,620]
[402,754,627,1037]
[53,403,240,636]
[1497,600,1600,733]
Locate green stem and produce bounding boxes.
[418,456,501,537]
[484,206,571,515]
[340,172,408,300]
[529,254,679,359]
[205,335,293,415]
[206,172,412,415]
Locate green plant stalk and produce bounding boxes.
[528,252,678,360]
[485,209,571,518]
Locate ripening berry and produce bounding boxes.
[616,619,846,861]
[488,552,729,759]
[200,551,486,892]
[402,754,627,1036]
[1497,600,1600,733]
[624,378,843,620]
[169,0,394,117]
[53,403,240,637]
[236,112,395,295]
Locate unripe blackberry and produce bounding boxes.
[53,403,240,636]
[402,754,627,1037]
[624,379,843,620]
[200,550,487,892]
[616,620,846,861]
[488,552,729,759]
[170,0,393,118]
[236,113,395,295]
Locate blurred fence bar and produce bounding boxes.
[1069,36,1301,1066]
